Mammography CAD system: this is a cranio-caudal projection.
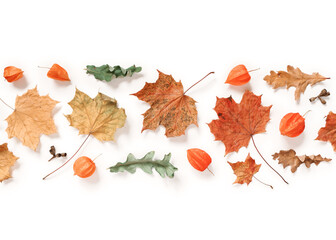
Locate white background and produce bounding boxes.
[1,0,336,239]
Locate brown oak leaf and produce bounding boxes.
[228,154,261,185]
[264,65,329,101]
[6,87,58,150]
[272,149,331,173]
[0,143,19,182]
[316,111,336,151]
[208,90,271,155]
[65,88,126,141]
[132,70,198,137]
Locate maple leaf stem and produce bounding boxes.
[0,97,15,111]
[253,176,273,189]
[183,72,215,95]
[42,133,91,180]
[250,135,288,184]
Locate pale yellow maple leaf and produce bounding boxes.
[0,143,19,182]
[6,87,59,150]
[65,89,126,141]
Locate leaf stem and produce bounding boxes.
[248,68,260,73]
[43,134,91,180]
[250,135,288,184]
[184,72,215,95]
[0,97,15,111]
[253,176,273,189]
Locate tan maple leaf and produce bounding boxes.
[6,87,58,150]
[0,143,19,182]
[264,65,329,100]
[131,70,198,137]
[65,88,126,141]
[228,154,261,185]
[316,111,336,151]
[272,149,331,173]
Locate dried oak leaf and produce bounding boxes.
[6,87,58,150]
[316,111,336,151]
[228,154,261,185]
[264,65,329,101]
[0,143,19,182]
[208,90,271,155]
[272,149,331,173]
[65,89,126,141]
[132,70,197,137]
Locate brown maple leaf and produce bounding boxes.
[0,143,19,182]
[5,87,59,150]
[316,111,336,151]
[228,154,261,185]
[264,65,329,101]
[132,70,199,137]
[273,149,331,173]
[65,88,126,141]
[208,90,271,155]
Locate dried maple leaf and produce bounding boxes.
[228,154,261,185]
[208,90,271,155]
[5,87,58,150]
[316,111,336,151]
[132,70,213,137]
[0,143,19,182]
[65,88,126,141]
[264,65,329,101]
[273,149,331,173]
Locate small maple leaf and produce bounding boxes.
[132,70,198,137]
[264,65,329,101]
[65,88,126,141]
[5,87,58,150]
[316,111,336,151]
[272,149,331,173]
[0,143,19,182]
[208,90,271,155]
[228,154,261,185]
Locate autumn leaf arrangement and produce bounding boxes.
[0,63,333,188]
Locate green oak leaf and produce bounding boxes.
[86,64,142,82]
[109,151,177,178]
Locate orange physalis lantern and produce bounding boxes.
[3,66,24,82]
[279,112,305,137]
[47,64,70,81]
[73,156,96,178]
[187,148,213,174]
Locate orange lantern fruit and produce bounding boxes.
[46,64,70,81]
[73,156,96,178]
[279,112,305,137]
[187,148,213,174]
[3,66,24,82]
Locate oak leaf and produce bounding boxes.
[316,111,336,151]
[0,143,19,182]
[6,87,58,150]
[132,70,198,137]
[228,154,261,185]
[264,65,329,100]
[208,90,271,155]
[65,89,126,141]
[272,149,331,173]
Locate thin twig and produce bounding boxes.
[184,72,215,95]
[253,176,273,189]
[0,97,15,111]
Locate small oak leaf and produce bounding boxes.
[132,70,198,137]
[0,143,19,182]
[228,154,261,185]
[65,88,126,141]
[272,149,331,173]
[264,65,329,100]
[6,87,58,150]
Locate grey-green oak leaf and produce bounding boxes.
[109,151,177,178]
[86,64,142,82]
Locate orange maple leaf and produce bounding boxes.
[132,70,198,137]
[208,90,271,155]
[228,154,261,185]
[316,111,336,151]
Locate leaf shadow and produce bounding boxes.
[112,118,131,145]
[282,133,306,149]
[12,76,28,89]
[226,82,252,95]
[103,73,144,89]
